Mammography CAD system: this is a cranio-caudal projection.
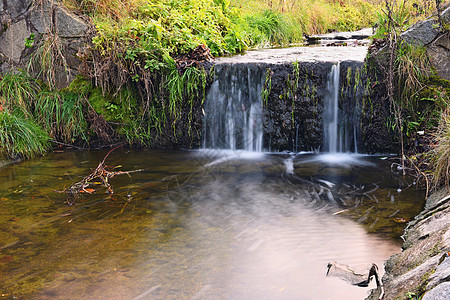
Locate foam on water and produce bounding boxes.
[316,153,372,166]
[199,149,266,167]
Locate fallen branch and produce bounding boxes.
[57,145,143,202]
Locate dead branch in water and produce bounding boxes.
[57,145,143,202]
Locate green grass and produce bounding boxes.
[34,90,88,144]
[0,71,89,156]
[0,111,50,159]
[0,72,38,116]
[431,107,450,188]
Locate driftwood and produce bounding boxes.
[58,146,143,201]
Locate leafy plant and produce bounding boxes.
[25,33,35,49]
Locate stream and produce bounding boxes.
[0,149,424,299]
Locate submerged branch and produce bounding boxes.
[56,145,143,203]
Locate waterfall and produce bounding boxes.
[323,62,360,153]
[203,64,265,151]
[324,63,340,153]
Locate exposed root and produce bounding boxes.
[175,45,213,73]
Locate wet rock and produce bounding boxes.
[307,28,373,44]
[211,44,382,153]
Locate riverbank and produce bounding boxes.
[368,188,450,299]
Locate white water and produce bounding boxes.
[323,62,362,154]
[203,65,265,152]
[324,63,341,153]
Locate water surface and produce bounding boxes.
[0,150,424,299]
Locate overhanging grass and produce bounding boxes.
[0,112,50,159]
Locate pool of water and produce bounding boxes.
[0,149,425,299]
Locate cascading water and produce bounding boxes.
[203,64,264,152]
[324,63,340,153]
[323,62,361,153]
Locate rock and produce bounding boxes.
[427,34,450,81]
[400,5,450,46]
[0,18,30,63]
[425,188,450,210]
[29,3,88,38]
[381,255,441,299]
[400,18,441,46]
[0,0,90,88]
[307,28,373,43]
[426,255,450,290]
[368,189,450,299]
[1,0,32,19]
[422,282,450,300]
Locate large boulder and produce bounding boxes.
[400,5,450,46]
[400,5,450,81]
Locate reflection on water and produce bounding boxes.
[0,150,424,299]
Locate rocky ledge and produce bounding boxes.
[368,189,450,299]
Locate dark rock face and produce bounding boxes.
[0,0,89,88]
[263,62,331,152]
[263,60,389,153]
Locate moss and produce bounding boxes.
[65,75,93,95]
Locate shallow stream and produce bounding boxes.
[0,150,424,299]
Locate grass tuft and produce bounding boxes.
[0,111,50,159]
[431,107,450,189]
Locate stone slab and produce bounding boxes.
[426,255,450,290]
[0,18,30,63]
[4,0,32,19]
[401,5,450,46]
[308,28,373,41]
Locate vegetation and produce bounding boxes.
[372,0,437,40]
[0,112,50,159]
[0,0,448,178]
[0,72,87,158]
[236,0,382,37]
[432,106,450,189]
[370,0,449,190]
